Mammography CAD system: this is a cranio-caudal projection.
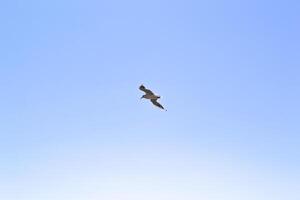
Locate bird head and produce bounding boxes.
[140,95,146,99]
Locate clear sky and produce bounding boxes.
[1,0,299,199]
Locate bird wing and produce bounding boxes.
[139,85,154,95]
[151,99,165,110]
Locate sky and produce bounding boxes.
[0,0,300,199]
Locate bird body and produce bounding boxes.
[139,85,166,111]
[142,94,160,100]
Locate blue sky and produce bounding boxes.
[1,0,299,199]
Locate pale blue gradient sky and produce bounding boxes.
[1,0,300,199]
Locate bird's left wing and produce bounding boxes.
[139,85,154,95]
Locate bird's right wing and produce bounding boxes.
[139,85,154,95]
[151,99,165,110]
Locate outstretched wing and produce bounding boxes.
[139,85,154,95]
[151,99,165,110]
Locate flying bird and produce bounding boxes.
[139,84,166,111]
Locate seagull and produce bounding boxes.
[139,84,166,111]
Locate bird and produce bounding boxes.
[139,84,166,111]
